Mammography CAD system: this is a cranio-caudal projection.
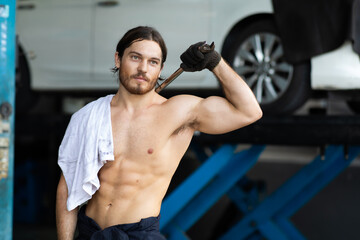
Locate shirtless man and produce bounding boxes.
[56,26,262,239]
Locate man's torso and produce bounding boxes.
[86,95,197,229]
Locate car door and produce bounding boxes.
[16,0,93,90]
[92,0,210,89]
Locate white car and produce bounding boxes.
[16,0,360,114]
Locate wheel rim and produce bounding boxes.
[232,32,294,104]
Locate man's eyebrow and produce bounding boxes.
[129,51,161,62]
[129,51,141,56]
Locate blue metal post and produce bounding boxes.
[220,145,360,240]
[160,145,265,239]
[168,145,265,232]
[0,1,16,239]
[160,144,237,228]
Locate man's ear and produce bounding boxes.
[115,52,121,68]
[159,65,164,78]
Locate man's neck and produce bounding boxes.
[112,86,156,113]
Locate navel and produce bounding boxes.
[147,148,154,154]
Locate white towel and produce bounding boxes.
[58,95,115,211]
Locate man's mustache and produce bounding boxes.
[131,72,150,82]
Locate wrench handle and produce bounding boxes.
[155,67,183,93]
[155,42,215,93]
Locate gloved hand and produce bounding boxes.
[180,41,221,72]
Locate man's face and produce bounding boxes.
[115,40,163,95]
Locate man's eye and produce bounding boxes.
[131,55,139,60]
[150,60,159,65]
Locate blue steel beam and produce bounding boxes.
[227,179,258,213]
[0,1,16,239]
[257,221,288,240]
[274,218,306,240]
[160,144,237,228]
[220,145,360,240]
[267,146,360,240]
[191,142,265,214]
[164,145,265,233]
[220,145,343,239]
[160,142,359,239]
[275,146,360,219]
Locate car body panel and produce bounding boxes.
[93,0,213,89]
[311,42,360,90]
[15,0,360,92]
[16,0,273,91]
[16,0,93,90]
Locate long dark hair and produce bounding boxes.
[111,26,167,73]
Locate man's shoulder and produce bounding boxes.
[71,95,113,120]
[164,94,203,106]
[157,94,204,117]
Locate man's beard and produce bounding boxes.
[119,71,157,95]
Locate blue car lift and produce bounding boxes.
[0,1,16,239]
[160,143,360,239]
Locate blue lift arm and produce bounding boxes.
[160,143,360,240]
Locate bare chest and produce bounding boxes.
[111,113,165,160]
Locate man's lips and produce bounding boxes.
[135,77,147,81]
[132,74,149,82]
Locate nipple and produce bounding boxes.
[147,148,154,154]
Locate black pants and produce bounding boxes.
[76,205,166,240]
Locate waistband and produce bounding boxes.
[78,204,161,233]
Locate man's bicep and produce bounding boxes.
[195,96,247,134]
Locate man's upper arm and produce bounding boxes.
[166,94,256,135]
[57,173,68,205]
[193,96,258,134]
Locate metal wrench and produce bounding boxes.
[155,42,215,93]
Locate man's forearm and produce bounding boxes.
[56,207,78,240]
[212,58,262,117]
[56,174,78,240]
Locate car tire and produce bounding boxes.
[222,18,311,115]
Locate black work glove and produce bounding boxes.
[180,41,221,72]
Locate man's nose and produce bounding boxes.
[138,60,148,73]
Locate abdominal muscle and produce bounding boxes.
[85,156,172,229]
